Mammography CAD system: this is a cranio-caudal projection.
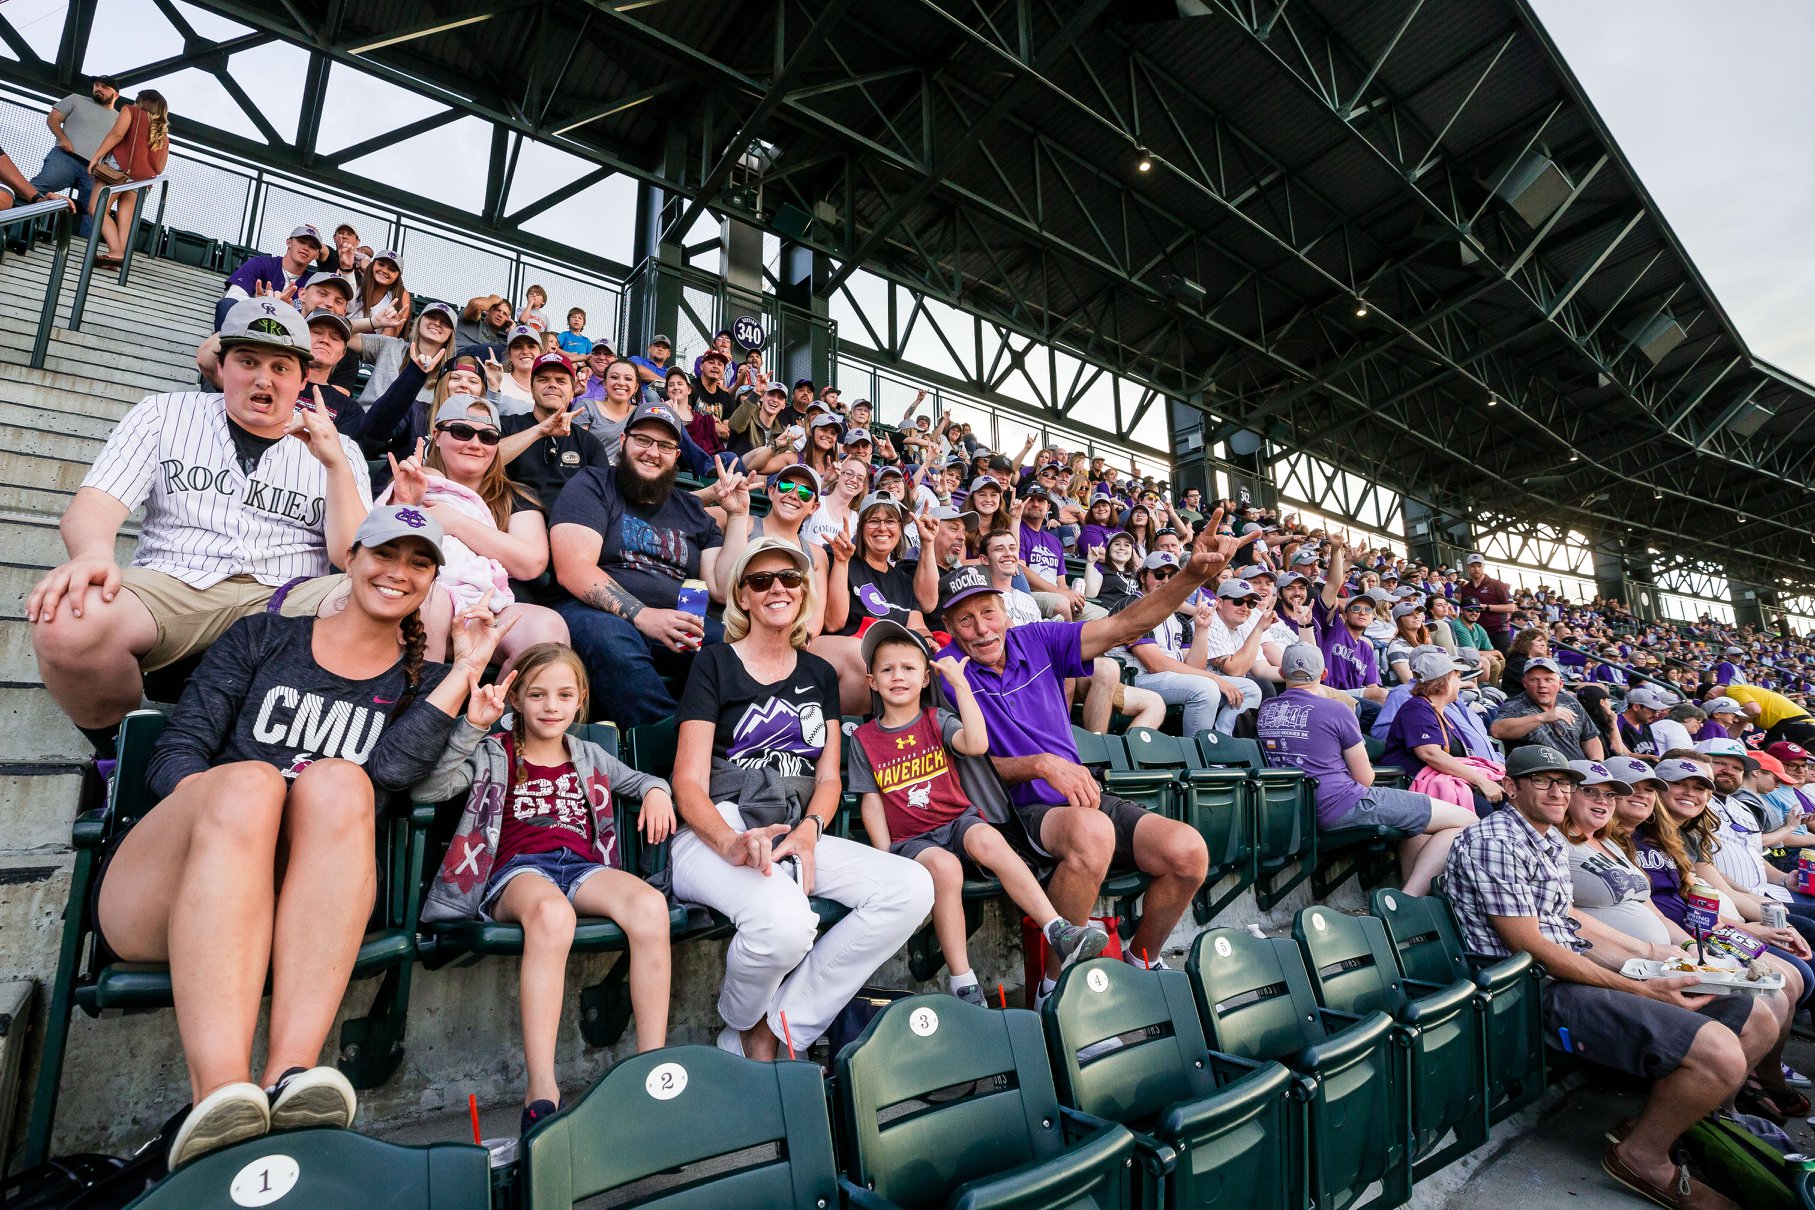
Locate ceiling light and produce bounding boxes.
[1652,490,1663,500]
[1353,300,1368,318]
[1486,393,1498,407]
[1135,147,1154,173]
[1568,453,1579,461]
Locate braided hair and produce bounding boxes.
[350,538,429,721]
[504,644,590,790]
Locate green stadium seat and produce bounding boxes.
[1111,729,1253,923]
[833,994,1136,1209]
[1292,906,1487,1178]
[25,710,431,1166]
[417,723,691,1048]
[1042,958,1298,1210]
[519,1046,840,1208]
[1187,927,1411,1210]
[1070,726,1148,938]
[1194,731,1317,912]
[1369,889,1545,1124]
[122,1129,489,1208]
[1310,767,1412,900]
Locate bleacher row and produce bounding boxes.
[20,694,1545,1208]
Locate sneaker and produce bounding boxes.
[951,982,986,1007]
[168,1082,269,1171]
[1032,977,1058,1012]
[266,1066,356,1133]
[715,1026,747,1057]
[1046,921,1110,971]
[1784,1061,1812,1088]
[1122,950,1170,971]
[520,1099,559,1135]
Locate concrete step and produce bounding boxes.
[0,248,223,303]
[0,400,120,442]
[0,682,88,763]
[0,763,87,852]
[0,447,91,497]
[0,421,106,465]
[0,616,37,679]
[0,480,76,518]
[0,362,166,419]
[0,513,138,567]
[0,285,213,351]
[0,325,198,381]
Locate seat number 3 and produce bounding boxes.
[909,1007,939,1037]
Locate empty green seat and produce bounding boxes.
[1112,729,1253,922]
[520,1045,840,1208]
[1370,888,1545,1123]
[124,1129,489,1208]
[1293,906,1487,1178]
[1187,927,1410,1210]
[834,994,1135,1209]
[1195,731,1315,911]
[1043,958,1298,1210]
[26,709,430,1166]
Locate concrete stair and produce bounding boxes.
[0,245,213,768]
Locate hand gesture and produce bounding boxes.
[714,456,751,516]
[1255,608,1278,631]
[933,654,971,687]
[1019,434,1036,455]
[1086,543,1105,564]
[1193,600,1215,627]
[450,604,519,674]
[639,790,677,844]
[285,390,348,470]
[828,530,856,564]
[386,438,430,505]
[877,436,897,461]
[633,607,705,652]
[370,299,402,330]
[913,388,929,404]
[410,344,446,375]
[537,406,583,438]
[483,352,504,389]
[717,822,792,874]
[1006,494,1026,524]
[464,668,518,728]
[913,509,939,545]
[27,556,121,623]
[277,282,298,306]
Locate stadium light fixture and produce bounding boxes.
[1135,147,1154,173]
[1486,393,1498,407]
[1353,299,1369,318]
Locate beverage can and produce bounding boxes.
[1798,848,1815,894]
[676,578,710,620]
[1683,881,1720,935]
[1763,902,1789,931]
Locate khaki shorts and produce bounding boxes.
[121,570,342,670]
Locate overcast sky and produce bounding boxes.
[3,0,1811,383]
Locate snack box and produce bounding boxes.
[1620,957,1785,997]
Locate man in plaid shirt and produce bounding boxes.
[1445,745,1782,1210]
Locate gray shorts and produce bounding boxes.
[890,808,990,878]
[1325,785,1433,833]
[1543,980,1754,1079]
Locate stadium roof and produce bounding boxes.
[15,0,1813,584]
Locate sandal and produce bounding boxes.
[1735,1079,1787,1125]
[1601,1143,1731,1210]
[1762,1085,1810,1117]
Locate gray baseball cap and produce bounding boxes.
[218,297,312,361]
[1142,550,1182,572]
[1522,657,1563,676]
[1281,643,1325,684]
[433,394,500,429]
[859,617,929,669]
[303,307,351,339]
[857,491,907,519]
[1628,684,1679,710]
[1390,602,1424,620]
[1705,696,1745,716]
[354,504,445,564]
[1505,745,1578,779]
[1608,755,1666,789]
[1569,759,1632,790]
[1410,651,1468,683]
[1217,579,1260,600]
[1655,757,1715,786]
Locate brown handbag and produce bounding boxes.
[90,160,129,188]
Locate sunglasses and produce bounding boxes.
[1149,568,1178,581]
[741,569,807,592]
[774,481,817,501]
[437,421,500,445]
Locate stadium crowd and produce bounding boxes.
[24,194,1815,1210]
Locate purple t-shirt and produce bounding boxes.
[1313,598,1379,690]
[1630,835,1685,925]
[1381,695,1460,777]
[1019,523,1065,586]
[1078,523,1116,558]
[938,621,1089,808]
[1256,689,1367,825]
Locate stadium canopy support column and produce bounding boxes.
[1402,499,1471,570]
[1592,536,1633,616]
[1734,583,1770,631]
[1222,429,1274,513]
[1166,397,1213,504]
[626,179,685,359]
[723,216,766,353]
[774,240,831,392]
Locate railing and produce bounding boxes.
[67,175,170,331]
[1549,639,1678,695]
[0,196,79,369]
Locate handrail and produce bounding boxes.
[66,174,170,331]
[0,196,79,368]
[1549,638,1677,695]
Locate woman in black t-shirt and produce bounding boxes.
[95,506,510,1171]
[814,492,938,713]
[669,537,933,1062]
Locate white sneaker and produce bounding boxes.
[716,1026,747,1057]
[267,1065,356,1132]
[168,1082,269,1171]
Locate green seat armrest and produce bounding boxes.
[71,809,107,849]
[1400,977,1478,1027]
[1295,1009,1395,1073]
[839,1175,900,1209]
[949,1118,1136,1210]
[1063,1106,1176,1178]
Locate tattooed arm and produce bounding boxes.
[551,522,705,651]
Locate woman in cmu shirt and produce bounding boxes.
[94,505,511,1171]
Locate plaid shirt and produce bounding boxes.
[1443,804,1585,959]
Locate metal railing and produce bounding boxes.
[0,196,79,369]
[67,175,170,331]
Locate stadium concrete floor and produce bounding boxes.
[377,1029,1815,1208]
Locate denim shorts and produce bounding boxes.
[1325,785,1433,834]
[480,848,606,919]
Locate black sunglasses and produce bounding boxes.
[741,569,807,592]
[1149,568,1178,581]
[437,421,500,446]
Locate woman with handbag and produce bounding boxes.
[86,90,169,267]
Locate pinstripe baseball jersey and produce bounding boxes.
[83,391,373,589]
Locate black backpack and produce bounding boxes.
[1,1109,183,1209]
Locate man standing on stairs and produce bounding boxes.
[25,299,371,762]
[25,74,119,239]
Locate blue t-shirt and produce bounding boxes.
[1381,695,1461,776]
[1019,523,1065,586]
[938,621,1090,809]
[557,331,592,355]
[1256,689,1367,826]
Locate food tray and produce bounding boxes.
[1620,958,1785,997]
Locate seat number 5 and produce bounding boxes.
[230,1155,299,1206]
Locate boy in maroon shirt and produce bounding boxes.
[848,620,1107,1004]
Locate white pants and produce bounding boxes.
[1135,670,1261,735]
[670,801,934,1047]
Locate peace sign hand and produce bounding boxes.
[714,456,751,516]
[482,352,504,389]
[465,668,518,728]
[387,438,430,505]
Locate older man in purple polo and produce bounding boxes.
[935,510,1255,1000]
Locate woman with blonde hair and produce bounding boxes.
[87,89,169,266]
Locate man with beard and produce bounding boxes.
[26,74,119,239]
[550,402,749,727]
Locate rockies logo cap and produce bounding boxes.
[218,297,312,361]
[354,504,446,565]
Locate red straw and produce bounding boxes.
[1142,948,1150,971]
[779,1011,796,1060]
[468,1094,481,1144]
[997,983,1007,1010]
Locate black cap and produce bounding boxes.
[793,378,815,390]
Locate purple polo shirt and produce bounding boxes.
[1019,523,1065,585]
[1256,688,1367,825]
[1313,598,1379,690]
[938,621,1090,808]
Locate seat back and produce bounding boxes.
[1293,907,1407,1021]
[1194,730,1264,772]
[1369,889,1469,988]
[521,1046,839,1209]
[1186,928,1324,1063]
[1042,959,1214,1129]
[125,1129,489,1209]
[1105,727,1192,817]
[1120,728,1193,776]
[625,716,679,777]
[1070,726,1128,777]
[111,709,170,831]
[835,995,1067,1209]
